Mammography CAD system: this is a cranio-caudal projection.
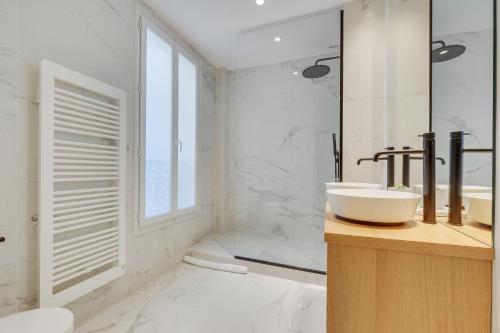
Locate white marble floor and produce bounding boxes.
[212,231,327,272]
[76,263,326,333]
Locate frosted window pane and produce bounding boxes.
[145,29,173,219]
[177,54,197,210]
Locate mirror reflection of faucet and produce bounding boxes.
[357,147,395,187]
[448,131,493,226]
[357,133,437,223]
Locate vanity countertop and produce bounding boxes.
[324,206,494,261]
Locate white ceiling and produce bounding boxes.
[144,0,350,69]
[236,10,340,69]
[433,0,494,37]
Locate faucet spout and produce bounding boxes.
[372,133,436,223]
[357,157,387,165]
[357,158,373,165]
[373,149,424,161]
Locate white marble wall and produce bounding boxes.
[343,0,387,184]
[0,0,216,327]
[433,30,494,187]
[221,56,340,244]
[343,0,429,186]
[386,0,430,185]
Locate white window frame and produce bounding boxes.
[134,6,200,236]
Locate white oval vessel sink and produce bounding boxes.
[327,189,421,224]
[413,184,492,212]
[326,182,384,191]
[464,192,492,226]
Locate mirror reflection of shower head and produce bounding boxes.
[302,56,340,79]
[432,40,466,63]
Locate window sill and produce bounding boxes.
[133,208,200,238]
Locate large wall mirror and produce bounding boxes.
[432,0,496,246]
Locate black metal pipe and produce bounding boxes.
[386,147,395,188]
[421,132,436,224]
[432,40,446,48]
[463,148,494,153]
[357,158,374,165]
[403,155,445,188]
[372,133,436,223]
[448,131,493,226]
[402,146,411,187]
[333,134,340,181]
[410,156,446,165]
[315,56,340,66]
[448,131,464,225]
[357,157,388,165]
[373,149,424,161]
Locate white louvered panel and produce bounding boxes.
[54,87,120,111]
[54,101,119,122]
[39,60,126,307]
[54,120,119,140]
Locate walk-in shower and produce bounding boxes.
[212,9,342,274]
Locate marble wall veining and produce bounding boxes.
[433,29,494,187]
[220,56,340,245]
[0,0,216,327]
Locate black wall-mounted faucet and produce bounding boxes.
[374,133,436,224]
[448,131,493,226]
[402,146,446,187]
[357,147,394,187]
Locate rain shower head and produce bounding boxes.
[302,56,340,79]
[432,41,466,63]
[303,64,331,79]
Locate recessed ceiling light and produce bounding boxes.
[292,71,299,76]
[256,0,265,5]
[273,37,281,42]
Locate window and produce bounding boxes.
[144,28,173,220]
[177,54,197,210]
[138,15,198,230]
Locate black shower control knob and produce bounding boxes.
[0,236,5,243]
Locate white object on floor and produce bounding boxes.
[39,60,127,306]
[0,307,74,333]
[188,236,327,286]
[464,192,493,226]
[326,182,384,191]
[327,189,421,224]
[183,255,248,274]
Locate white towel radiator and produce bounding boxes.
[39,60,126,307]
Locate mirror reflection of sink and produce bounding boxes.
[464,193,493,226]
[412,184,492,216]
[326,189,421,225]
[326,182,384,191]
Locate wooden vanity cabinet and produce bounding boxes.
[324,213,494,333]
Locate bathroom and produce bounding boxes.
[0,0,498,332]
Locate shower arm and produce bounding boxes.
[432,40,446,49]
[315,56,341,66]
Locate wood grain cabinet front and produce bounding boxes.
[324,215,494,333]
